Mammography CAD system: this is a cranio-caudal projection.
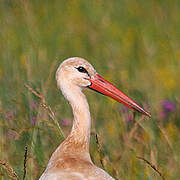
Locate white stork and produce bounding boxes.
[39,57,150,180]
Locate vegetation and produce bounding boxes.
[0,0,180,179]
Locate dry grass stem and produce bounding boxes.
[0,159,18,180]
[95,133,121,180]
[128,115,145,143]
[136,156,165,180]
[158,125,173,150]
[23,146,28,180]
[95,133,105,169]
[25,84,45,103]
[25,84,65,138]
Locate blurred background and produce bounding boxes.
[0,0,180,179]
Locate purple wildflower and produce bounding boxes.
[39,113,45,119]
[125,113,134,122]
[30,117,37,125]
[5,111,15,119]
[121,106,130,113]
[30,102,39,109]
[61,118,70,127]
[160,100,176,119]
[162,100,176,112]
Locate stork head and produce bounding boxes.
[56,57,151,117]
[56,57,96,88]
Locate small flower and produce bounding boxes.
[121,106,130,113]
[5,111,15,119]
[61,118,70,127]
[125,113,134,122]
[160,100,176,119]
[30,117,37,125]
[39,113,45,119]
[120,106,134,123]
[162,100,176,112]
[29,102,39,109]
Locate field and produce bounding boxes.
[0,0,180,179]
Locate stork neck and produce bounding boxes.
[64,86,91,152]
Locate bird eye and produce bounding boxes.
[76,66,88,74]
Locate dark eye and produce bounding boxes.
[76,66,88,74]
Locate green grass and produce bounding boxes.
[0,0,180,179]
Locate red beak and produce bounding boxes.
[88,74,151,118]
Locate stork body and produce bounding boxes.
[39,57,150,180]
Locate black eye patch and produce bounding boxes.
[76,66,88,74]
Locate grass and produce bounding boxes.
[0,0,180,179]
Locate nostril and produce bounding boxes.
[97,77,106,84]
